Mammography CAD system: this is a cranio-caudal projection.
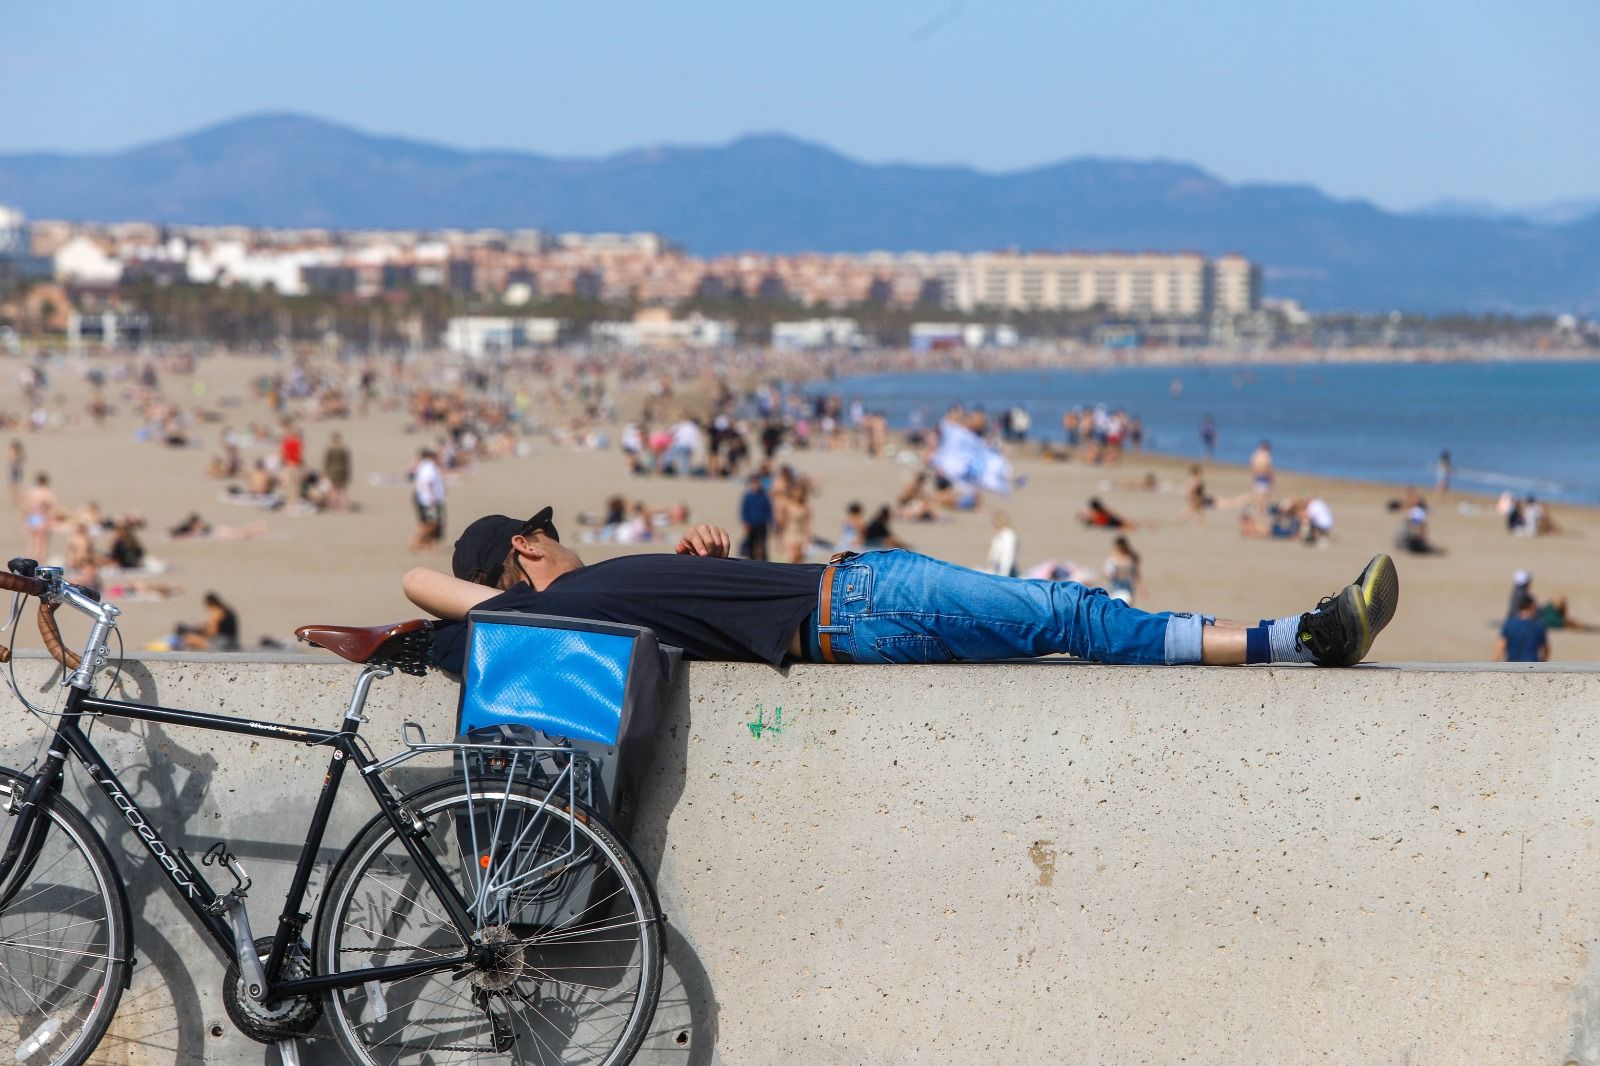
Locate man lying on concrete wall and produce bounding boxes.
[407,507,1399,674]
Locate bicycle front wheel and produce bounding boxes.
[0,766,131,1066]
[315,778,663,1065]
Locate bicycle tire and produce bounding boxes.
[315,777,664,1065]
[0,765,132,1066]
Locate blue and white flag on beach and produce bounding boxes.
[931,419,1015,495]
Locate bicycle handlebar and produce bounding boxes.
[37,602,82,671]
[3,562,105,673]
[0,572,46,598]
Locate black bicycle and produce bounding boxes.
[0,558,663,1065]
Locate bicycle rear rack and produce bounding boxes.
[368,724,597,926]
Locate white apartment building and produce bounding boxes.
[54,235,124,285]
[893,250,1260,317]
[555,232,674,257]
[1212,253,1261,316]
[444,316,563,357]
[592,310,734,349]
[771,318,865,350]
[966,251,1212,315]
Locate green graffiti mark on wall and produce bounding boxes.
[747,704,784,739]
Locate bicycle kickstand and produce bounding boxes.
[277,1038,304,1066]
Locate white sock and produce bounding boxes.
[1268,614,1315,663]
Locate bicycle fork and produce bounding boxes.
[0,755,65,912]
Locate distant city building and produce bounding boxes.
[381,263,417,291]
[444,315,564,357]
[67,308,150,347]
[0,205,52,288]
[303,265,359,296]
[54,235,124,286]
[771,318,865,350]
[892,250,1258,317]
[963,251,1211,316]
[910,322,1020,351]
[0,206,28,256]
[592,308,734,349]
[1212,253,1261,316]
[755,273,788,302]
[556,232,675,256]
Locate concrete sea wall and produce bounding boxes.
[2,652,1598,1065]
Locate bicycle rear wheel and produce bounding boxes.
[0,766,131,1066]
[315,778,663,1065]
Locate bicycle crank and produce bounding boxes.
[223,937,322,1044]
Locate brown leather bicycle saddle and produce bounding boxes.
[295,619,434,676]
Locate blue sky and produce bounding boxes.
[4,1,1596,211]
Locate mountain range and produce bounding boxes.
[1,113,1596,314]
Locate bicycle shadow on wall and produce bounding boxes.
[82,659,421,1064]
[70,704,220,1060]
[2,658,211,1063]
[632,669,717,1065]
[23,657,352,1064]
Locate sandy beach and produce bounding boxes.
[5,350,1597,665]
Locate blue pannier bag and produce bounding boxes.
[456,611,680,834]
[453,612,679,932]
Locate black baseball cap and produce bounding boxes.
[452,507,559,585]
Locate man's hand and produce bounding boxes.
[675,525,732,558]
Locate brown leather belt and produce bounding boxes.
[817,563,844,663]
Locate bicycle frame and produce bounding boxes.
[5,673,481,1002]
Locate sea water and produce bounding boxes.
[837,360,1600,505]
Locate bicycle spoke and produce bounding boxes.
[362,868,458,931]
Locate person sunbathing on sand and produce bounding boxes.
[167,513,266,541]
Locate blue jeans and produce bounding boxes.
[804,550,1205,666]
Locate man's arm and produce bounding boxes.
[404,566,501,620]
[1494,636,1508,661]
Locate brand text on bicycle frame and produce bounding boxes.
[88,763,201,900]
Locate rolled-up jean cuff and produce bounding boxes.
[1164,612,1206,664]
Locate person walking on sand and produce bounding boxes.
[5,440,23,509]
[986,512,1019,577]
[1497,592,1548,663]
[1435,449,1453,495]
[410,447,446,552]
[1250,440,1275,517]
[22,473,57,562]
[323,432,353,512]
[280,422,304,476]
[1104,535,1145,606]
[780,478,814,564]
[738,474,773,561]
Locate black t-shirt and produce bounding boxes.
[429,554,825,674]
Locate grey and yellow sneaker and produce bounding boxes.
[1297,554,1400,666]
